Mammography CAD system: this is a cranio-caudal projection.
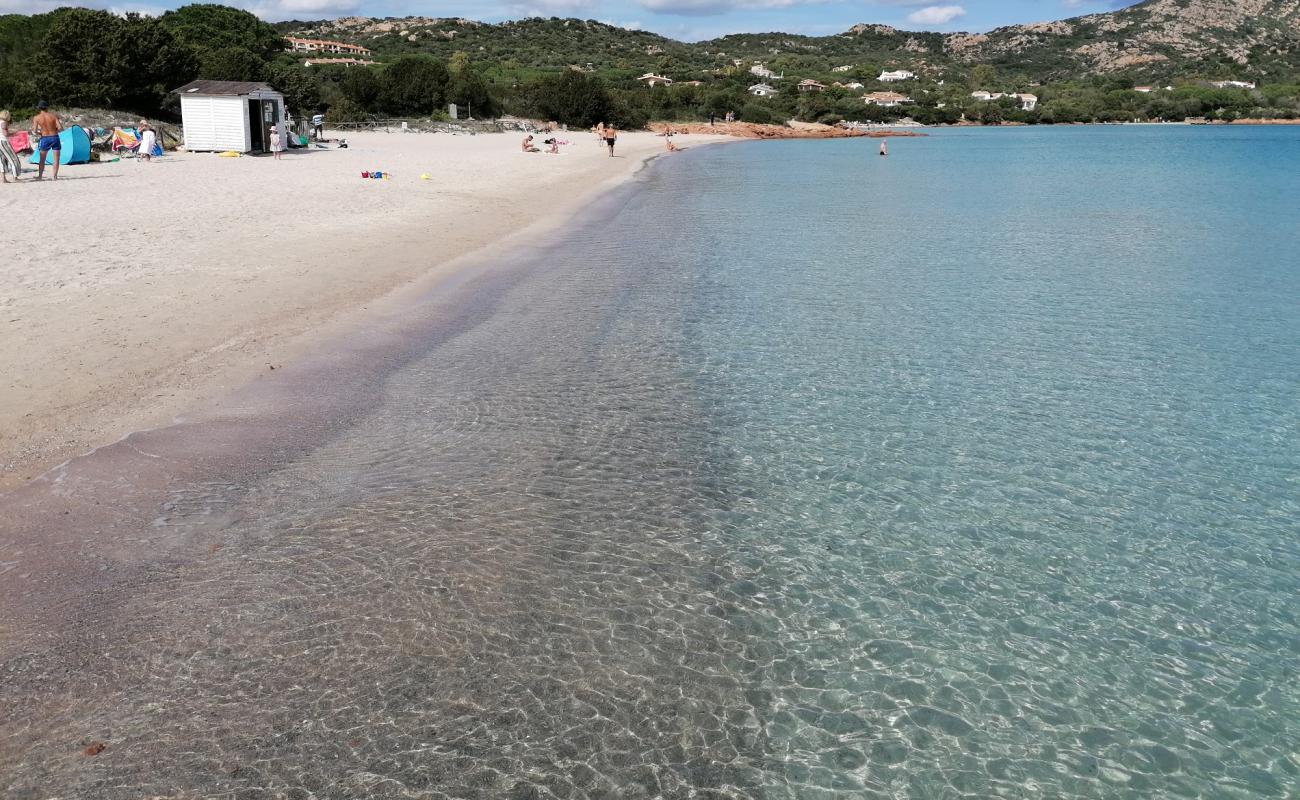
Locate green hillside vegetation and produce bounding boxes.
[2,3,1298,126]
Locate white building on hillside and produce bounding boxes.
[878,70,915,82]
[863,91,912,107]
[750,63,778,79]
[971,90,1037,110]
[284,37,371,56]
[832,64,853,72]
[797,79,826,92]
[637,73,673,87]
[748,83,778,96]
[1211,80,1256,89]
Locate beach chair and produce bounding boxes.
[111,127,140,156]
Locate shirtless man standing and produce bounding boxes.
[32,101,61,180]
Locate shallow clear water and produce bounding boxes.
[3,126,1298,798]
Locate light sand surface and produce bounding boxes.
[0,128,730,488]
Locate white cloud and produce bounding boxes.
[905,4,965,24]
[503,0,597,14]
[240,0,362,20]
[639,0,830,17]
[1061,0,1087,7]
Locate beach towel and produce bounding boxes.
[111,128,140,153]
[7,130,30,153]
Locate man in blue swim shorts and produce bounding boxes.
[33,100,62,180]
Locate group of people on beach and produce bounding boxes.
[0,102,65,182]
[1,101,162,183]
[520,134,560,154]
[594,123,618,156]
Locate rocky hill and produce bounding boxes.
[943,0,1300,76]
[279,0,1300,82]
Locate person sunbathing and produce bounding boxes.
[521,135,540,153]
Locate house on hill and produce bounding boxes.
[971,90,1037,110]
[750,63,778,79]
[284,37,371,56]
[304,57,377,67]
[1211,80,1256,89]
[832,65,853,72]
[638,73,673,87]
[863,91,912,107]
[878,70,915,82]
[798,79,826,92]
[748,83,778,96]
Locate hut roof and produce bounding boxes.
[173,80,277,96]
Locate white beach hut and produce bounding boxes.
[173,80,286,153]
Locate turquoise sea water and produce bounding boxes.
[3,126,1298,798]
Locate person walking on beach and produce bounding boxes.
[594,121,605,148]
[32,101,61,180]
[311,112,324,141]
[604,125,617,157]
[137,120,156,162]
[0,110,22,183]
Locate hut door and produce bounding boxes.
[248,99,264,151]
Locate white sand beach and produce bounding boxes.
[0,128,729,487]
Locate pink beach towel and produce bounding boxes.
[7,131,30,153]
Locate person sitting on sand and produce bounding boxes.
[545,137,559,154]
[138,120,156,162]
[32,101,61,180]
[521,134,540,153]
[0,110,22,183]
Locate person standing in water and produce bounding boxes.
[605,125,617,157]
[879,139,888,157]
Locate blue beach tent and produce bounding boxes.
[28,126,91,165]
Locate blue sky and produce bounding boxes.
[5,0,1135,42]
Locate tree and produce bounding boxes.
[201,46,268,82]
[448,68,497,118]
[159,4,282,62]
[269,63,322,117]
[380,55,449,116]
[527,70,612,127]
[340,66,381,111]
[448,50,471,75]
[969,64,996,89]
[36,9,197,115]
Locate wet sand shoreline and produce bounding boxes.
[0,129,731,490]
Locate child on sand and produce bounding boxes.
[269,125,283,160]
